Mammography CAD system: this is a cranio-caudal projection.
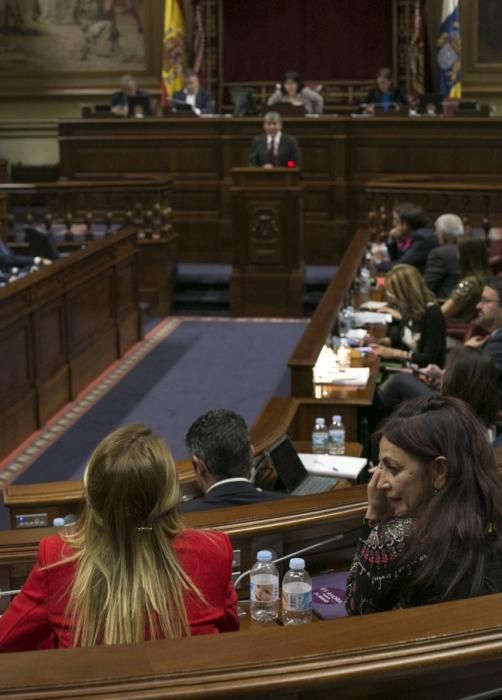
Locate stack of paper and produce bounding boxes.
[299,453,367,480]
[359,300,388,311]
[313,367,370,386]
[352,311,392,326]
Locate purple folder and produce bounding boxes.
[312,571,349,620]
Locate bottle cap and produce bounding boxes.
[315,416,325,423]
[257,550,273,562]
[332,415,341,422]
[289,558,305,570]
[52,517,65,527]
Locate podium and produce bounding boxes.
[229,167,304,317]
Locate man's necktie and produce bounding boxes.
[267,137,276,166]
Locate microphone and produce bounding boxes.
[0,589,21,598]
[233,531,346,590]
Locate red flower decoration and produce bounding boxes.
[287,160,296,168]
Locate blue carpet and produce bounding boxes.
[12,319,307,486]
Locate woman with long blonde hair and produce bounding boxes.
[371,264,446,368]
[0,425,239,651]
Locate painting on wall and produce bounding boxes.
[0,0,162,94]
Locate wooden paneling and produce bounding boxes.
[0,229,141,461]
[59,116,502,264]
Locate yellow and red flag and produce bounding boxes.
[161,0,186,107]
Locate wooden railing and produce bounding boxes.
[0,227,141,461]
[365,175,502,239]
[0,176,177,314]
[288,228,370,396]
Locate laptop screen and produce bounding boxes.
[266,435,308,493]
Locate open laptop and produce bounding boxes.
[255,435,338,496]
[127,95,152,117]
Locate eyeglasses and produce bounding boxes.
[479,297,500,305]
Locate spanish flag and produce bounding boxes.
[437,0,461,98]
[161,0,186,107]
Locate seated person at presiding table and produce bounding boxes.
[249,111,302,169]
[346,396,502,614]
[423,213,463,299]
[111,73,150,117]
[267,70,323,115]
[378,202,438,273]
[0,425,239,651]
[172,69,214,114]
[362,66,408,112]
[179,409,288,513]
[370,264,446,368]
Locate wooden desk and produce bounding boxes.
[58,116,502,265]
[3,523,502,698]
[0,228,141,461]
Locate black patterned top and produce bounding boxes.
[346,517,502,615]
[346,518,418,615]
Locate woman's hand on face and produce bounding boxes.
[366,466,391,522]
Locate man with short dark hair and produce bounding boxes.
[379,202,438,272]
[180,409,286,513]
[249,111,302,169]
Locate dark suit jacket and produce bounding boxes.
[179,480,288,514]
[383,228,438,273]
[363,86,408,106]
[248,133,302,169]
[0,240,35,270]
[423,244,461,298]
[172,88,214,114]
[111,88,149,108]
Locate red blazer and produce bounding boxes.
[0,529,239,652]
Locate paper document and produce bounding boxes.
[352,311,392,326]
[346,329,367,341]
[299,454,367,480]
[360,300,387,310]
[313,367,370,386]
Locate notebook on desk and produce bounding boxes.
[312,571,350,619]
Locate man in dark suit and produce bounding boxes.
[379,202,438,273]
[249,111,302,169]
[423,213,463,298]
[172,70,214,114]
[179,409,287,513]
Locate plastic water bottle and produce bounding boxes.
[328,415,345,456]
[250,550,279,622]
[337,338,352,368]
[312,417,328,454]
[282,558,312,625]
[338,306,354,336]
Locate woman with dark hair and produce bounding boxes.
[363,67,408,111]
[267,70,323,114]
[347,396,502,614]
[441,237,491,322]
[0,425,239,650]
[441,346,498,434]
